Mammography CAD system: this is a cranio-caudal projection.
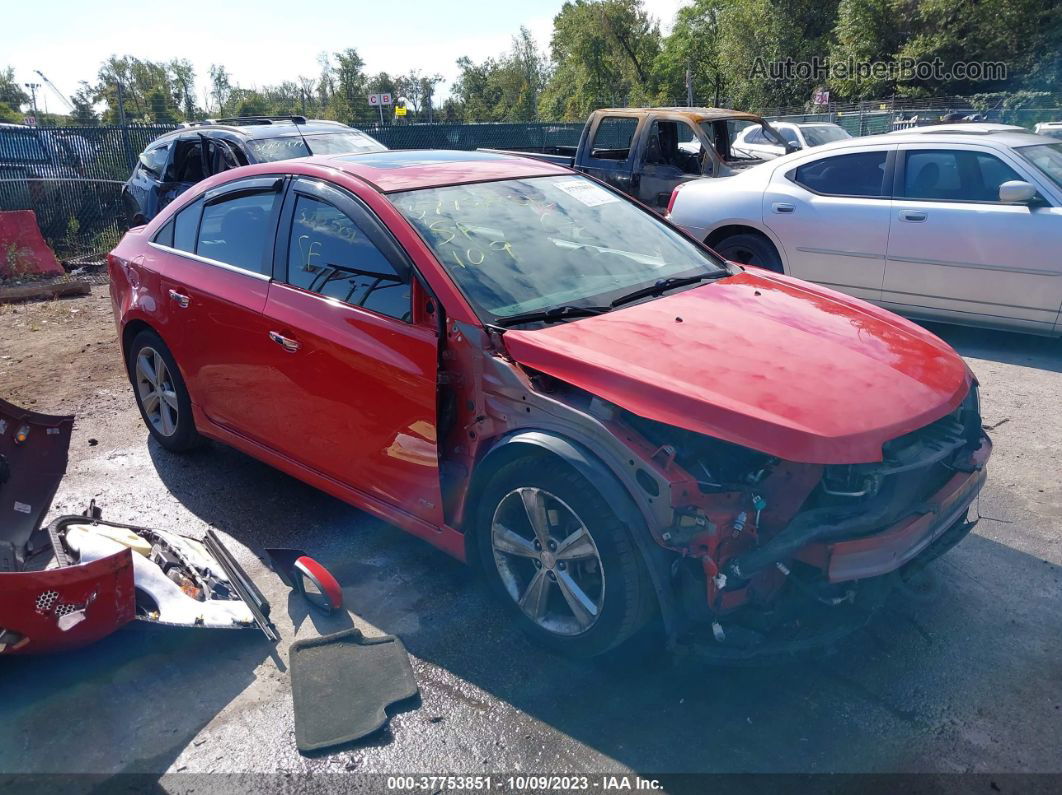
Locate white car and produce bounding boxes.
[667,128,1062,335]
[1035,121,1062,141]
[732,121,851,159]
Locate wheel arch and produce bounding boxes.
[463,430,680,640]
[704,223,788,273]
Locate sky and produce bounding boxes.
[5,0,690,112]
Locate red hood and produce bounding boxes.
[502,269,972,464]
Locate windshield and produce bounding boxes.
[1015,143,1062,190]
[247,131,386,162]
[393,175,725,322]
[801,125,851,147]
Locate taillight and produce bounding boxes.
[666,182,685,216]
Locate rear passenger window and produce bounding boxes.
[590,117,638,162]
[792,152,888,197]
[153,219,175,247]
[286,195,410,321]
[173,198,201,252]
[196,192,279,274]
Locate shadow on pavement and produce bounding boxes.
[924,322,1062,373]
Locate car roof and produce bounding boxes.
[597,107,765,123]
[318,149,574,192]
[152,119,356,143]
[888,122,1028,135]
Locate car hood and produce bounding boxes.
[502,269,972,464]
[0,398,73,560]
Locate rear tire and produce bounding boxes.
[127,329,201,453]
[475,457,657,658]
[712,232,783,272]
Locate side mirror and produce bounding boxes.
[998,180,1037,204]
[785,143,801,154]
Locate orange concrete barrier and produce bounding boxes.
[0,210,64,279]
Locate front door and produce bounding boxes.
[580,115,637,197]
[883,145,1062,333]
[637,118,706,210]
[763,146,895,302]
[261,177,443,524]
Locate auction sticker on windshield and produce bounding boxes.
[551,177,619,207]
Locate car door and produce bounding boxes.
[261,177,443,524]
[762,145,896,302]
[151,176,285,445]
[883,144,1062,333]
[580,115,638,197]
[636,117,708,210]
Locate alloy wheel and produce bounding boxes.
[134,346,179,437]
[490,487,605,636]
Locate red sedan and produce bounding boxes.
[108,150,991,658]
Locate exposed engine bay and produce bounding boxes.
[0,397,257,655]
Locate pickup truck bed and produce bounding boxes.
[478,147,576,167]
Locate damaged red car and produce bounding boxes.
[106,150,991,659]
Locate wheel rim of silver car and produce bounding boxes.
[135,347,178,437]
[491,487,605,636]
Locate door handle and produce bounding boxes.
[899,210,928,222]
[268,331,301,353]
[772,202,795,213]
[167,289,190,308]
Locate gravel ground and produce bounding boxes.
[1,289,1060,783]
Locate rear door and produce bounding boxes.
[762,145,896,302]
[883,144,1062,333]
[151,176,285,444]
[261,177,443,523]
[579,115,638,197]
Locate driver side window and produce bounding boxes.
[285,195,411,322]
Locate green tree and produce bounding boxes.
[539,0,662,120]
[654,0,731,105]
[0,66,28,121]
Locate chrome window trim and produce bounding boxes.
[147,241,271,280]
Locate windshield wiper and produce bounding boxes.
[609,272,727,309]
[493,304,612,328]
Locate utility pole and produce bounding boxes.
[115,80,128,125]
[23,81,41,121]
[685,66,693,107]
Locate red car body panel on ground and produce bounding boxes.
[502,268,972,464]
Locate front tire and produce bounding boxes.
[127,329,201,452]
[713,232,783,272]
[475,458,656,658]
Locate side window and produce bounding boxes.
[745,127,767,144]
[196,192,279,273]
[792,151,888,197]
[153,218,175,247]
[903,149,1023,202]
[590,117,638,162]
[779,127,800,147]
[644,121,702,175]
[138,144,170,178]
[975,152,1023,199]
[286,195,410,322]
[173,198,202,252]
[903,151,962,200]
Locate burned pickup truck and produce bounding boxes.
[483,107,790,211]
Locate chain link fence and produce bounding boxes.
[2,99,1059,270]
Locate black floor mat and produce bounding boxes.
[290,626,419,753]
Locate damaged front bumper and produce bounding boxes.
[676,433,991,660]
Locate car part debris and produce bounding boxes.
[204,529,279,642]
[0,397,269,654]
[265,548,343,615]
[290,627,418,753]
